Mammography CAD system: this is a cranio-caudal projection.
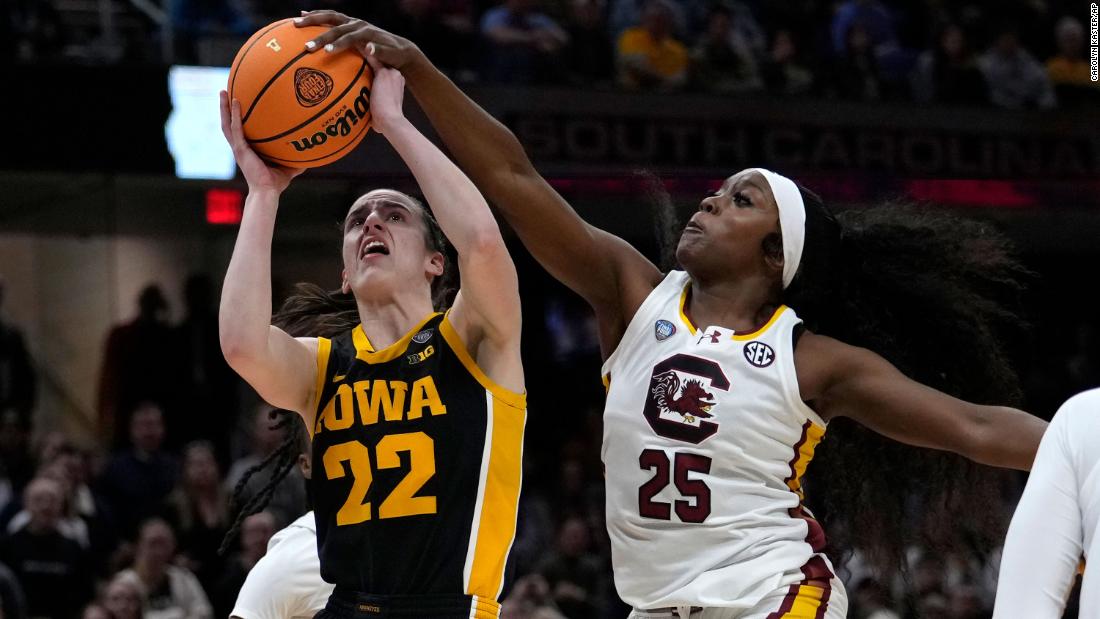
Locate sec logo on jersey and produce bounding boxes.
[743,341,775,368]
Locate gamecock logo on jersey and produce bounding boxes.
[643,353,730,443]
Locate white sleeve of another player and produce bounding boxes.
[993,393,1093,619]
[230,527,332,619]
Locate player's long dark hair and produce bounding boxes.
[652,179,1029,575]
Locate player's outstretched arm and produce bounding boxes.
[295,12,662,351]
[217,91,319,418]
[795,332,1047,471]
[366,59,522,392]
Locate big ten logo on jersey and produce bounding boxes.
[643,353,730,444]
[314,376,447,436]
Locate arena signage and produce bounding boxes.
[504,114,1098,180]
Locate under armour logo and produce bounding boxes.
[698,330,722,344]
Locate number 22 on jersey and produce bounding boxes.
[323,431,437,525]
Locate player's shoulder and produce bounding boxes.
[1053,389,1100,430]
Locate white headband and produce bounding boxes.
[745,168,806,289]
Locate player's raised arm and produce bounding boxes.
[365,58,522,391]
[796,332,1046,471]
[295,12,662,351]
[217,91,319,418]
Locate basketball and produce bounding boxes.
[228,18,373,169]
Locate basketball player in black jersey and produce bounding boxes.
[218,56,525,619]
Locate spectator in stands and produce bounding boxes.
[830,0,897,58]
[165,441,229,590]
[1,0,66,62]
[6,442,116,572]
[98,402,177,537]
[501,574,568,619]
[0,558,27,619]
[0,477,93,618]
[761,28,814,96]
[480,0,570,83]
[171,0,254,64]
[849,577,900,619]
[691,3,763,94]
[0,408,33,506]
[102,571,147,619]
[1046,16,1100,107]
[0,278,36,428]
[225,406,306,528]
[174,274,238,460]
[564,0,615,85]
[537,516,605,618]
[367,0,474,73]
[910,23,987,106]
[978,25,1056,110]
[97,285,174,448]
[212,510,275,618]
[616,0,688,91]
[828,22,884,101]
[118,518,212,619]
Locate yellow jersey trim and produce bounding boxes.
[780,583,829,618]
[465,394,525,600]
[678,282,698,334]
[732,305,788,341]
[786,420,825,500]
[439,313,526,410]
[309,337,332,438]
[351,313,441,365]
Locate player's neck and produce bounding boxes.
[686,274,780,332]
[355,292,436,350]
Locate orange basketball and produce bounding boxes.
[228,19,373,169]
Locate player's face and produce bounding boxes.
[676,170,783,284]
[341,190,443,301]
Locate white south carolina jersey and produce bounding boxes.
[231,511,334,619]
[602,270,835,610]
[994,389,1100,618]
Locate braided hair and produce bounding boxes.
[218,408,306,555]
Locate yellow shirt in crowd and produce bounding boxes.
[617,27,688,86]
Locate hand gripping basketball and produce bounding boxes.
[218,90,304,194]
[295,11,424,71]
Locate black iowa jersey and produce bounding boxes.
[309,312,525,618]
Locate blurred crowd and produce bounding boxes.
[3,0,1098,110]
[1,261,1098,618]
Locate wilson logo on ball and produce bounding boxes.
[294,67,335,107]
[288,86,371,152]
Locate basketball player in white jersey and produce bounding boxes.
[295,13,1048,618]
[231,439,332,619]
[993,389,1100,618]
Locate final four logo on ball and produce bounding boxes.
[655,320,676,341]
[294,67,334,107]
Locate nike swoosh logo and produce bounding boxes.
[333,374,346,383]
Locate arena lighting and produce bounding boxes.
[206,188,245,224]
[166,66,236,180]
